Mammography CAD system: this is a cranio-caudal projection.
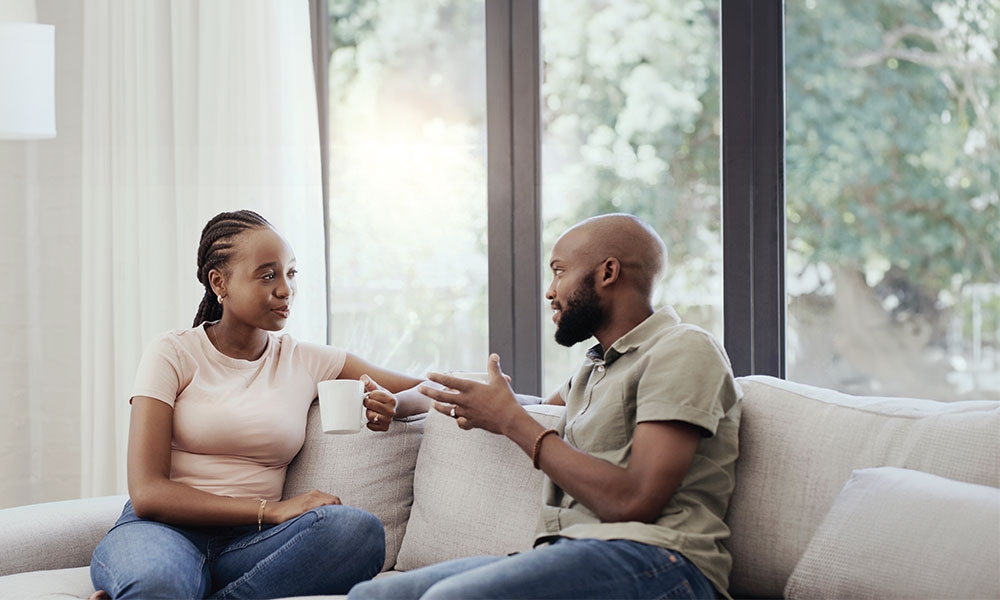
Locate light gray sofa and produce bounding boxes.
[1,375,998,599]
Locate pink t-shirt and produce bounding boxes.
[131,323,347,501]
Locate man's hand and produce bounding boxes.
[421,354,525,436]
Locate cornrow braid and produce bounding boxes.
[193,210,273,327]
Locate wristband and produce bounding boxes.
[531,428,559,469]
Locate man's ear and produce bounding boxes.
[208,268,228,299]
[597,257,621,287]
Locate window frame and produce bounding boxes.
[719,0,785,378]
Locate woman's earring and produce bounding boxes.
[217,295,224,305]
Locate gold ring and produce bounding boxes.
[450,406,457,418]
[373,414,379,424]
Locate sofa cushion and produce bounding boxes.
[726,376,1000,598]
[0,566,94,599]
[0,494,127,577]
[785,467,1000,600]
[395,404,564,571]
[284,403,425,571]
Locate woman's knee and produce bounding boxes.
[313,505,386,564]
[91,552,208,599]
[90,523,208,599]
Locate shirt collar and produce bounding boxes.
[585,306,681,366]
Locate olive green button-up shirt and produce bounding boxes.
[536,306,742,597]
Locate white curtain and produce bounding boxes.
[0,0,85,510]
[80,0,326,497]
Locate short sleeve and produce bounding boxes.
[635,328,739,436]
[292,339,349,383]
[131,333,187,407]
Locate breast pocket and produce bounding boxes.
[566,382,634,454]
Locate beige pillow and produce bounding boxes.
[395,404,564,571]
[726,375,1000,598]
[785,467,1000,600]
[283,403,426,571]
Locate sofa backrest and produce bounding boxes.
[726,375,1000,598]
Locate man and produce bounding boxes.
[349,214,741,600]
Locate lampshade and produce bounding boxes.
[0,22,56,139]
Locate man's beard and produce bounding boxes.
[554,273,605,347]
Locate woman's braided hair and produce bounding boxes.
[193,210,272,327]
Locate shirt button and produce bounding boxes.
[596,365,605,372]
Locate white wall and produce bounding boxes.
[0,0,83,508]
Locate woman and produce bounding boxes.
[90,210,430,599]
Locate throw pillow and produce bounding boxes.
[785,466,1000,600]
[726,375,1000,598]
[283,403,426,571]
[395,404,564,571]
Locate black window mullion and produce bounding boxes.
[721,0,786,378]
[487,0,543,395]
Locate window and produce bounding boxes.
[326,1,488,375]
[321,1,998,400]
[539,0,723,392]
[785,0,1000,400]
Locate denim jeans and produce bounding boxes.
[91,500,385,599]
[348,537,718,600]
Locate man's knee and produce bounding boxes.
[422,577,496,600]
[347,578,381,600]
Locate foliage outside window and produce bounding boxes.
[785,0,999,400]
[325,0,998,401]
[540,0,722,392]
[326,0,488,375]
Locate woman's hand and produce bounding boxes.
[265,489,341,525]
[362,374,397,432]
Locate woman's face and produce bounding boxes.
[217,227,297,332]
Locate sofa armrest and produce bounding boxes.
[0,495,127,576]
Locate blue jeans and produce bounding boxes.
[348,537,718,600]
[91,500,385,599]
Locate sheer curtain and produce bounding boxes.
[0,0,85,510]
[80,0,326,497]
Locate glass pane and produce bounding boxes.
[786,0,1000,400]
[540,0,723,394]
[327,1,488,374]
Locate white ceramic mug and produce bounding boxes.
[447,371,490,383]
[318,379,366,434]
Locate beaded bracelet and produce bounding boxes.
[531,428,559,469]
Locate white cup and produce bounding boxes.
[318,379,366,434]
[448,371,490,383]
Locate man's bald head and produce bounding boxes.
[556,213,668,297]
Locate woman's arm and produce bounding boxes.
[127,397,341,527]
[339,353,430,417]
